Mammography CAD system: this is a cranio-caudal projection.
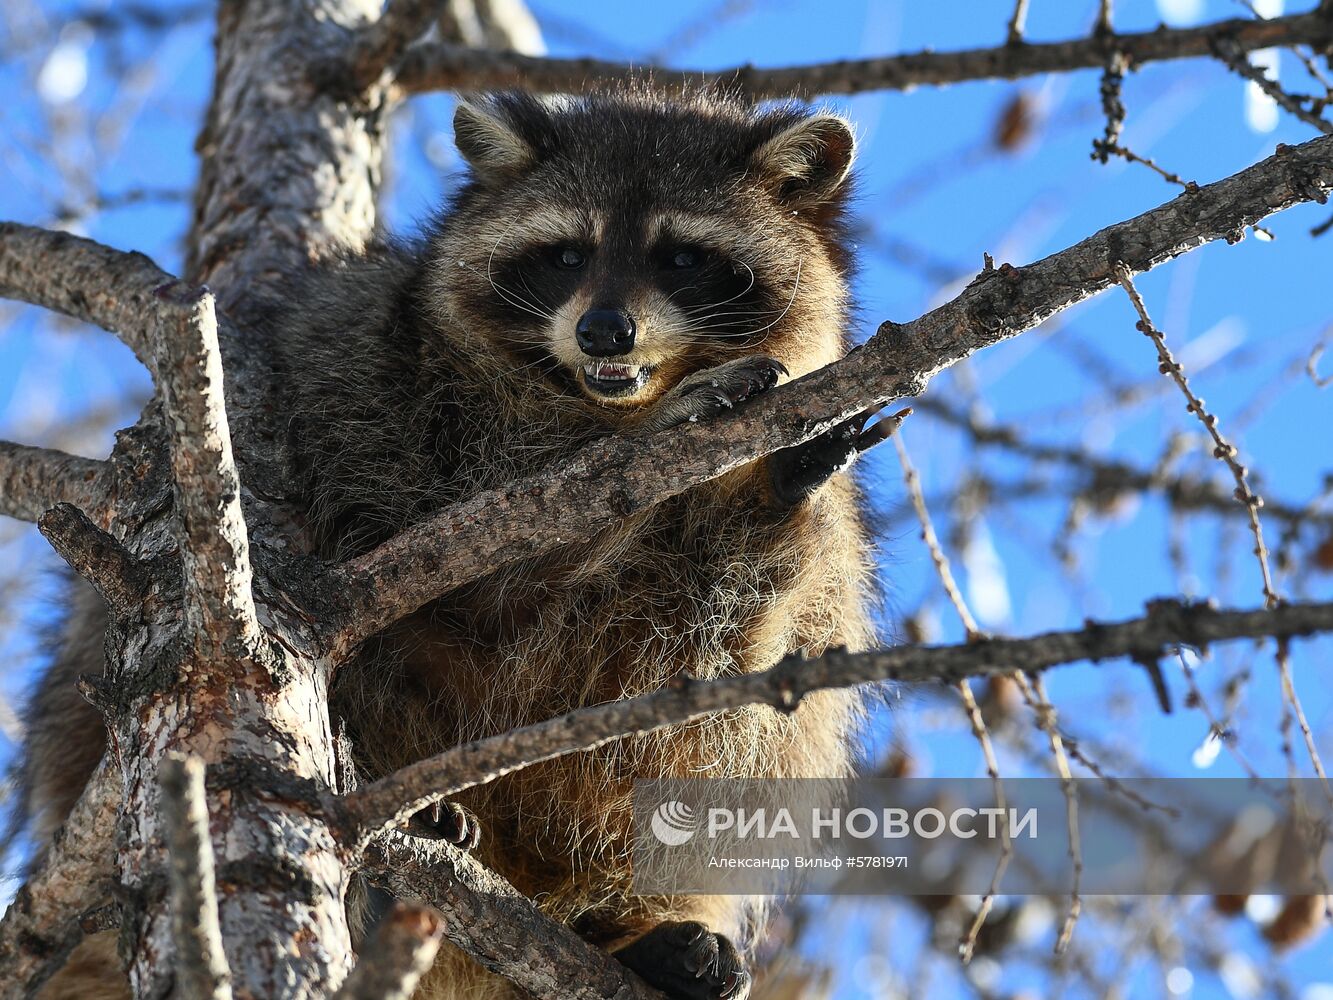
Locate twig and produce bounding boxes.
[318,131,1333,656]
[1095,0,1114,35]
[1213,35,1333,134]
[1308,336,1332,387]
[1007,0,1031,45]
[160,755,233,1000]
[913,396,1330,531]
[893,430,979,638]
[890,429,1012,963]
[1177,649,1260,779]
[1091,50,1128,165]
[1013,673,1083,955]
[955,678,1012,964]
[346,0,449,89]
[394,9,1333,96]
[0,441,109,524]
[336,597,1333,846]
[1117,269,1332,798]
[152,283,260,652]
[36,503,148,618]
[330,904,443,1000]
[1118,268,1277,605]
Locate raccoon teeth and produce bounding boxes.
[584,363,641,381]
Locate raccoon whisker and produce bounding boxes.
[483,220,559,321]
[675,304,786,322]
[659,301,796,336]
[458,258,555,323]
[665,262,759,317]
[676,262,758,315]
[720,255,803,341]
[666,308,787,330]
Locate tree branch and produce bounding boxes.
[152,283,260,651]
[340,597,1333,844]
[0,441,108,524]
[1212,35,1333,135]
[346,0,448,90]
[36,503,148,619]
[0,760,119,999]
[911,396,1333,530]
[159,756,233,1000]
[0,221,176,370]
[319,131,1333,657]
[395,8,1333,97]
[330,903,442,1000]
[361,835,662,1000]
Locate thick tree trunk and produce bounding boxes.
[114,1,387,996]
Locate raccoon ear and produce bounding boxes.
[453,98,537,182]
[751,114,855,206]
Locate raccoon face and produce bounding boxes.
[431,91,856,412]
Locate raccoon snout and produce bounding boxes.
[576,308,636,357]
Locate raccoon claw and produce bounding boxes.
[643,357,786,432]
[408,800,482,851]
[769,405,898,507]
[613,922,751,1000]
[686,355,786,407]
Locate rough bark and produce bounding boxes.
[0,443,108,523]
[394,8,1333,97]
[0,760,119,999]
[327,904,441,1000]
[100,0,389,997]
[152,283,260,652]
[361,836,662,1000]
[36,503,148,619]
[159,756,233,1000]
[0,221,169,370]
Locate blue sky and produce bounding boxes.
[1,1,1331,997]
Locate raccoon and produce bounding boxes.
[19,88,879,1000]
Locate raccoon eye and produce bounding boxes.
[666,248,704,270]
[553,246,586,270]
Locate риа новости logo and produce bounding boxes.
[651,800,697,845]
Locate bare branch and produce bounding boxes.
[1006,0,1031,45]
[37,503,147,618]
[0,441,108,524]
[0,221,174,370]
[320,131,1333,655]
[160,756,233,1000]
[347,0,448,89]
[1213,35,1333,134]
[0,760,118,997]
[1309,336,1332,387]
[912,396,1332,531]
[330,904,442,1000]
[892,429,1010,961]
[361,835,662,1000]
[152,283,260,651]
[395,8,1333,96]
[1118,270,1333,796]
[339,597,1333,844]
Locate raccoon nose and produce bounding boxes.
[576,309,636,357]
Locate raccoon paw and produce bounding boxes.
[613,921,752,1000]
[407,800,482,851]
[642,356,786,432]
[769,406,895,507]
